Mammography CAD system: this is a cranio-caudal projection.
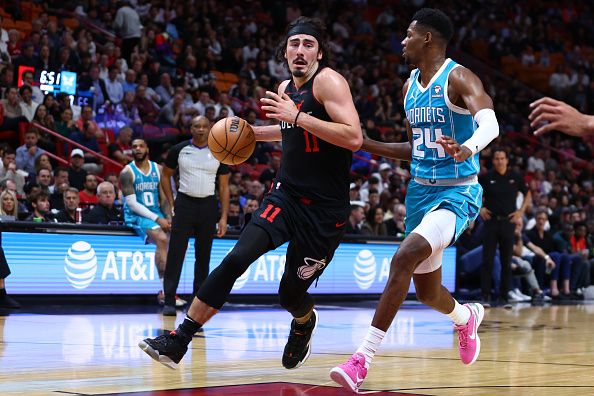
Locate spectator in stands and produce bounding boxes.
[19,85,36,122]
[20,72,42,105]
[76,105,105,139]
[108,126,133,166]
[159,93,191,130]
[0,190,18,217]
[16,128,45,175]
[0,15,8,62]
[105,65,124,104]
[527,210,572,300]
[138,73,160,103]
[34,153,52,174]
[0,148,25,195]
[553,222,589,295]
[55,108,81,140]
[122,69,138,94]
[78,65,108,112]
[548,65,570,101]
[0,65,14,97]
[119,91,143,135]
[192,91,213,116]
[346,202,365,235]
[55,187,80,223]
[155,73,174,107]
[384,202,406,238]
[25,191,55,222]
[42,94,60,120]
[227,200,242,231]
[511,218,552,302]
[105,173,123,204]
[113,0,142,63]
[79,174,99,207]
[258,154,281,191]
[361,205,388,237]
[67,149,87,191]
[83,181,123,224]
[49,166,69,209]
[31,104,57,152]
[134,85,160,124]
[36,168,52,194]
[36,44,53,72]
[241,197,259,229]
[214,92,235,118]
[0,86,28,132]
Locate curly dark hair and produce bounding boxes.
[275,16,331,72]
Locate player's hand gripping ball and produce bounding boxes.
[208,117,256,165]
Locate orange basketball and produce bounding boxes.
[208,117,256,165]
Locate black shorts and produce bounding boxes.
[251,187,350,283]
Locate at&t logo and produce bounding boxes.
[64,241,157,289]
[64,241,97,289]
[353,249,391,290]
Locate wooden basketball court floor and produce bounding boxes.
[1,302,593,396]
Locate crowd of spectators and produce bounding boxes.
[0,0,591,299]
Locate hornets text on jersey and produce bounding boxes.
[123,160,162,218]
[404,58,479,180]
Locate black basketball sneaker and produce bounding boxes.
[138,330,189,369]
[282,309,318,369]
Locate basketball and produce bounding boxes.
[208,117,256,165]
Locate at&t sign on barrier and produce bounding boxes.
[3,232,456,294]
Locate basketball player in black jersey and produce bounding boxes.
[139,17,362,370]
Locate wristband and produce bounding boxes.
[294,111,301,126]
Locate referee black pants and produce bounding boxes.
[481,217,515,300]
[163,192,218,306]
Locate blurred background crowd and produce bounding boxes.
[0,0,591,300]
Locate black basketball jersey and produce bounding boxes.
[276,68,352,206]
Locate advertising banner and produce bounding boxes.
[3,232,455,294]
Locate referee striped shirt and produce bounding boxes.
[165,140,229,198]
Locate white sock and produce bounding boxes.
[355,326,386,369]
[447,300,471,325]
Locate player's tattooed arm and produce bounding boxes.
[119,168,135,197]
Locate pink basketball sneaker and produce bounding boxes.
[455,302,485,365]
[330,352,368,392]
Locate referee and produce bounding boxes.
[161,116,230,316]
[479,148,531,304]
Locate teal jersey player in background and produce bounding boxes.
[332,8,500,392]
[121,138,172,301]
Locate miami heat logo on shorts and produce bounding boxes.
[297,257,327,280]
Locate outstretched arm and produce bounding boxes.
[529,97,594,137]
[360,79,413,161]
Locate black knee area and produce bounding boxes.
[196,224,273,310]
[279,289,314,318]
